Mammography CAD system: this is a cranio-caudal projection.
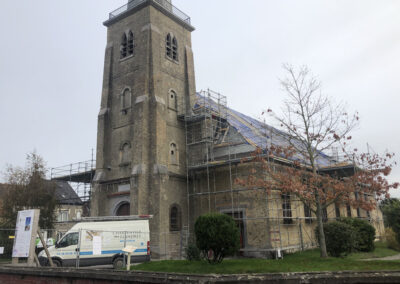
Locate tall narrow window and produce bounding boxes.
[364,193,371,219]
[172,36,178,60]
[355,192,361,218]
[335,203,341,219]
[120,88,132,114]
[170,143,178,165]
[166,33,172,58]
[304,204,313,224]
[170,205,181,231]
[127,31,134,55]
[281,194,292,224]
[120,33,128,59]
[347,204,352,217]
[168,90,177,111]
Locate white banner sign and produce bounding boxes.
[12,210,35,258]
[93,236,102,255]
[0,247,4,254]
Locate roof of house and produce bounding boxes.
[193,93,344,169]
[0,181,82,207]
[53,181,83,206]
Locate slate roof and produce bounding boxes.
[193,93,336,168]
[0,181,82,207]
[53,181,83,206]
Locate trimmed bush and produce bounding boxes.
[185,244,201,261]
[386,228,400,251]
[194,213,240,263]
[316,221,355,257]
[339,218,376,252]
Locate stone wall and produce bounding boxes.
[1,267,400,283]
[189,162,386,258]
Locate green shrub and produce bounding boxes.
[194,213,240,263]
[185,243,200,261]
[380,199,400,244]
[386,228,400,251]
[316,221,355,257]
[339,218,376,252]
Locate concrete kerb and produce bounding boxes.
[1,267,400,283]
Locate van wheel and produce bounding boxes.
[52,259,62,267]
[113,256,125,270]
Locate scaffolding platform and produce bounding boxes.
[50,159,95,201]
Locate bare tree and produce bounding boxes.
[1,151,57,230]
[236,65,398,258]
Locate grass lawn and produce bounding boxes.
[132,245,400,274]
[347,242,400,260]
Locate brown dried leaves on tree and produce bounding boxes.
[235,64,398,257]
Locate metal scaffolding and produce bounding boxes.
[50,151,95,202]
[178,89,385,256]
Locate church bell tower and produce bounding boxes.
[91,0,196,258]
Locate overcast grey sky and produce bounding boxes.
[0,1,399,196]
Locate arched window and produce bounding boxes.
[120,142,131,166]
[127,31,134,56]
[166,33,172,58]
[170,205,181,231]
[168,90,177,111]
[172,36,178,61]
[120,88,131,114]
[170,143,178,165]
[116,202,130,216]
[120,33,128,59]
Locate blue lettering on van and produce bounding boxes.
[79,248,147,256]
[56,252,75,256]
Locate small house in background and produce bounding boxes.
[53,181,85,239]
[0,181,84,241]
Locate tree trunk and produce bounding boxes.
[316,192,328,258]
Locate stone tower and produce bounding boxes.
[91,0,196,258]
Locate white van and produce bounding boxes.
[38,216,151,268]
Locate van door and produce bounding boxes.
[55,232,79,266]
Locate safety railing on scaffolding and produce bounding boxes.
[50,152,96,202]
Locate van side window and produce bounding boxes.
[58,232,79,248]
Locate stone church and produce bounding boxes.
[91,0,385,258]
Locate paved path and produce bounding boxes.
[364,253,400,261]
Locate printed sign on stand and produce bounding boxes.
[12,210,36,258]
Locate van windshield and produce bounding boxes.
[58,232,79,248]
